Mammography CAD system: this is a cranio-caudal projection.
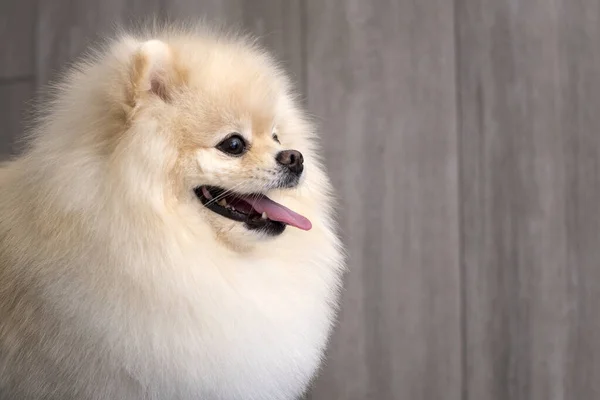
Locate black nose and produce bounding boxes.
[276,150,304,175]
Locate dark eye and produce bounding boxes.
[272,133,280,144]
[217,134,246,156]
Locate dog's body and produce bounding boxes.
[0,25,344,400]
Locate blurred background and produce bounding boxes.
[1,1,599,399]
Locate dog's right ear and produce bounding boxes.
[127,39,186,105]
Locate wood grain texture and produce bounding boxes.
[242,1,305,98]
[164,1,304,94]
[0,0,35,79]
[2,1,599,399]
[0,81,34,157]
[305,1,461,399]
[36,0,161,86]
[163,0,244,25]
[457,0,600,399]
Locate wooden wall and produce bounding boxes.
[0,1,599,399]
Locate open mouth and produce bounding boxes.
[194,186,312,235]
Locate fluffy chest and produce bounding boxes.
[111,243,342,400]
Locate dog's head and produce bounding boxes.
[83,31,328,248]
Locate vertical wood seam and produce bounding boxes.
[32,0,39,89]
[452,0,468,398]
[299,0,308,105]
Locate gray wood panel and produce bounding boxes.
[163,0,244,23]
[457,0,600,399]
[36,0,161,86]
[163,1,304,94]
[305,1,462,399]
[0,81,35,157]
[242,1,305,97]
[0,0,35,79]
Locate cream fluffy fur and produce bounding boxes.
[0,24,344,400]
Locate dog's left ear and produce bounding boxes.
[128,39,186,104]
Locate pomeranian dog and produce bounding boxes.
[0,23,344,400]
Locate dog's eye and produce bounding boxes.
[217,134,246,156]
[272,133,280,144]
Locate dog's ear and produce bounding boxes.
[128,39,186,104]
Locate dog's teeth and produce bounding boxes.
[261,212,268,219]
[218,198,227,207]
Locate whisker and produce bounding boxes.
[203,182,245,207]
[200,177,277,214]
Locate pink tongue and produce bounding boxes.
[242,195,312,231]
